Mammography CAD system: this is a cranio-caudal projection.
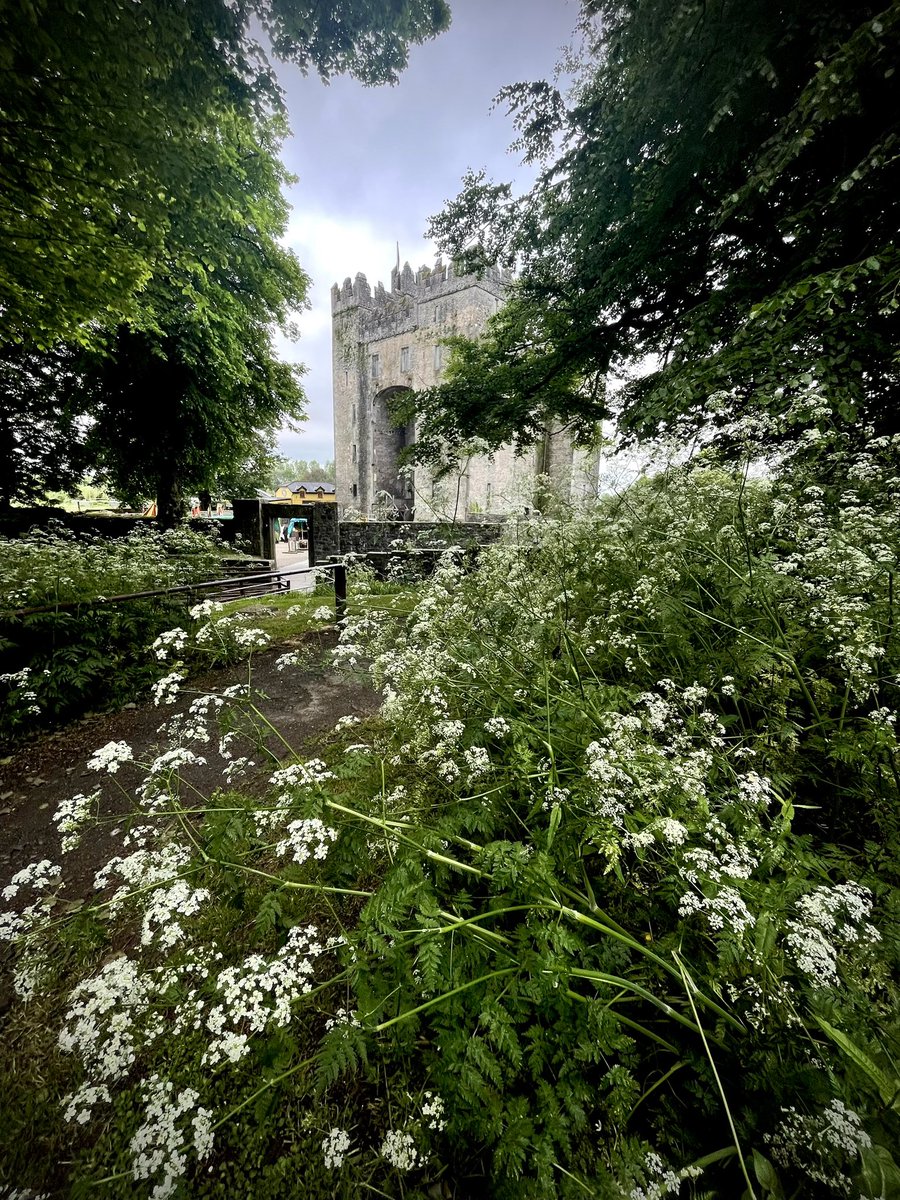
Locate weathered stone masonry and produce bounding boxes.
[332,257,599,520]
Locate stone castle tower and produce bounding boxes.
[332,255,597,520]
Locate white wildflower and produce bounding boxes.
[129,1075,214,1200]
[380,1129,419,1172]
[87,740,133,774]
[484,716,510,737]
[322,1127,352,1169]
[463,745,492,780]
[151,671,184,706]
[421,1090,446,1131]
[2,859,62,901]
[275,819,338,866]
[53,790,99,853]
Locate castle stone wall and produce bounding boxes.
[332,256,596,521]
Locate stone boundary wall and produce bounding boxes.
[336,520,507,557]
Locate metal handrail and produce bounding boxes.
[3,562,346,619]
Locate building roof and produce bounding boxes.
[282,480,336,493]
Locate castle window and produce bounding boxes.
[344,369,349,386]
[400,346,410,372]
[352,483,358,498]
[486,482,492,509]
[352,402,357,424]
[370,353,380,379]
[433,345,443,370]
[352,443,357,463]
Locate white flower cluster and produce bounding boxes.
[129,1074,214,1200]
[58,957,154,1103]
[275,651,301,672]
[136,749,207,813]
[150,628,188,662]
[678,885,755,936]
[321,1127,352,1169]
[463,745,492,780]
[421,1090,446,1131]
[269,759,334,801]
[324,1005,361,1031]
[380,1129,419,1172]
[333,714,362,731]
[677,815,759,889]
[484,715,510,737]
[274,818,338,866]
[140,878,211,950]
[203,925,325,1067]
[62,1083,112,1125]
[87,740,133,774]
[53,790,98,853]
[0,666,31,685]
[313,605,334,621]
[418,718,466,783]
[735,771,775,812]
[151,671,185,706]
[94,841,193,916]
[2,858,62,902]
[626,817,689,851]
[628,1150,703,1200]
[230,625,270,649]
[188,599,224,620]
[785,881,881,988]
[766,1100,871,1194]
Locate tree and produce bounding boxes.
[79,320,303,528]
[267,457,337,487]
[0,0,450,348]
[0,343,88,512]
[76,108,309,528]
[412,0,899,461]
[1,98,307,523]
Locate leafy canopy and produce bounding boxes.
[413,0,899,458]
[0,0,450,347]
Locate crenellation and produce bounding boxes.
[333,245,596,521]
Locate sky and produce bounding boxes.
[274,0,579,464]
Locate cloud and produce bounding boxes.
[275,210,439,461]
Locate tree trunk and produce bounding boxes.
[155,466,184,529]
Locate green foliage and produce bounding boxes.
[415,0,900,460]
[0,524,222,737]
[0,0,449,511]
[0,0,450,349]
[267,458,337,488]
[4,441,900,1198]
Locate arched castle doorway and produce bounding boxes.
[371,386,415,517]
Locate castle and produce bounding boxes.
[331,256,597,520]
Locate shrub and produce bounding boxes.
[0,524,223,738]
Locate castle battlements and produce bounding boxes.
[331,256,512,314]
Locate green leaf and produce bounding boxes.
[753,1149,784,1197]
[858,1143,900,1200]
[817,1018,900,1111]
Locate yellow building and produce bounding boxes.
[271,480,337,504]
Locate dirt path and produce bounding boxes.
[0,631,379,907]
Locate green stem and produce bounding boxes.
[675,953,756,1198]
[211,1053,317,1130]
[209,857,374,897]
[373,968,515,1033]
[568,968,707,1039]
